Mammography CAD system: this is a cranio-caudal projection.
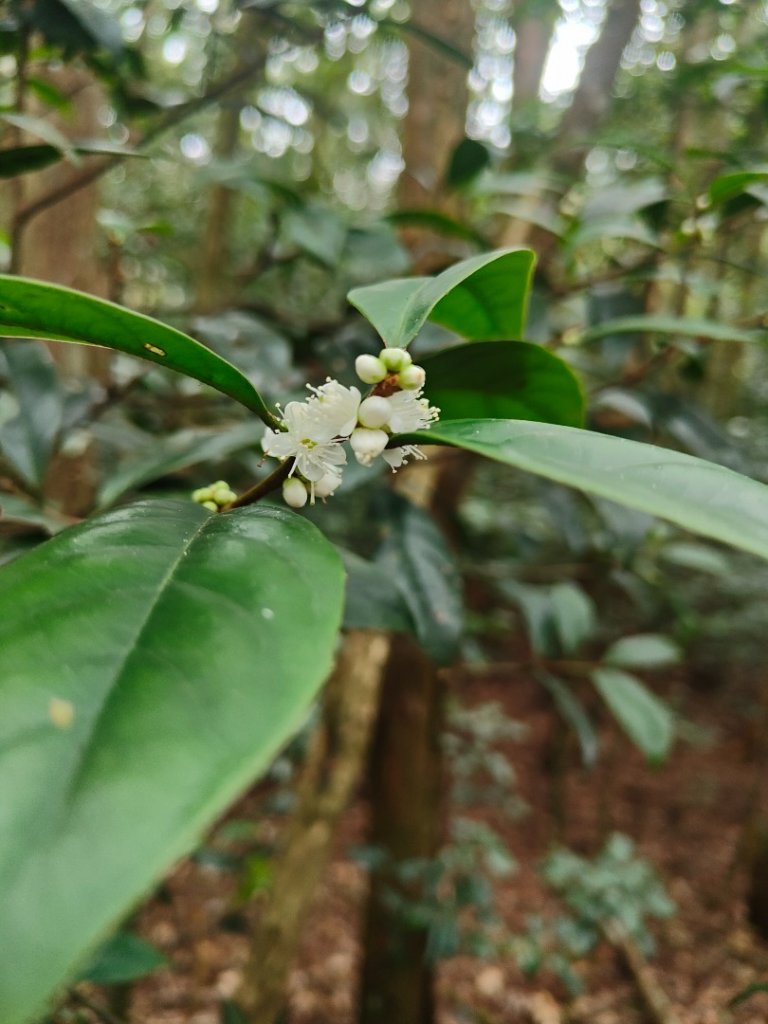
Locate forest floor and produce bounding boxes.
[128,660,768,1024]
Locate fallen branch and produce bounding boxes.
[603,920,681,1024]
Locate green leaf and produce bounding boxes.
[347,248,536,348]
[0,500,344,1024]
[386,210,487,247]
[603,634,681,670]
[78,931,166,984]
[422,341,584,427]
[708,170,768,206]
[341,549,413,634]
[0,276,279,426]
[398,420,768,562]
[537,672,599,768]
[96,422,264,509]
[0,339,64,490]
[577,315,764,346]
[591,668,674,762]
[550,582,596,655]
[728,982,768,1009]
[0,144,63,178]
[376,494,464,664]
[659,541,729,575]
[445,138,491,189]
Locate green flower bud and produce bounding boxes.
[380,347,412,372]
[398,364,426,390]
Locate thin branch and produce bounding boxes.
[224,458,293,510]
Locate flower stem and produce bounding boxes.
[224,460,293,510]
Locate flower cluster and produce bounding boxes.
[262,346,440,508]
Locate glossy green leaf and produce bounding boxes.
[421,341,584,427]
[591,667,674,762]
[347,248,536,348]
[376,493,463,664]
[0,276,279,427]
[399,420,768,562]
[578,315,764,346]
[79,932,166,984]
[0,500,344,1024]
[603,634,681,670]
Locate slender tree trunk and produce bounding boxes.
[552,0,642,176]
[511,4,559,112]
[397,0,475,271]
[196,12,265,314]
[237,631,391,1024]
[359,636,444,1024]
[9,66,110,515]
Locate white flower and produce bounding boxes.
[263,401,347,482]
[386,388,440,434]
[382,445,427,472]
[306,378,361,437]
[350,427,389,466]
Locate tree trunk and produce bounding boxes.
[196,12,265,314]
[511,6,558,112]
[237,631,391,1024]
[552,0,642,176]
[397,0,476,271]
[9,66,110,516]
[359,636,445,1024]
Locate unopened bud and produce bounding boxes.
[283,477,308,508]
[314,469,343,498]
[202,500,219,512]
[355,354,388,384]
[350,427,389,466]
[380,347,412,372]
[358,395,392,429]
[398,364,426,390]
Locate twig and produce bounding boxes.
[224,458,292,510]
[603,920,681,1024]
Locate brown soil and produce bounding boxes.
[121,663,768,1024]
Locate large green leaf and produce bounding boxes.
[421,341,584,426]
[0,500,344,1024]
[398,419,768,561]
[591,668,674,762]
[347,248,535,348]
[577,315,764,346]
[0,276,279,427]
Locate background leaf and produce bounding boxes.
[78,931,166,984]
[0,500,344,1024]
[578,315,764,346]
[421,341,584,426]
[603,634,681,670]
[591,667,674,762]
[375,493,464,664]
